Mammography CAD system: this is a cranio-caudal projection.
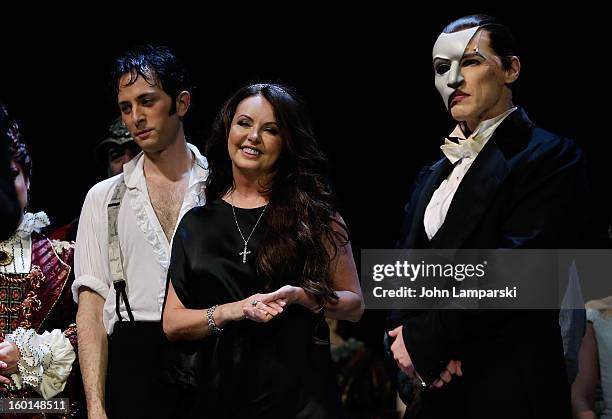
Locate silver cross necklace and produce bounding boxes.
[229,196,268,263]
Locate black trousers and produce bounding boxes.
[105,321,176,419]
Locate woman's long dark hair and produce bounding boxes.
[206,83,347,310]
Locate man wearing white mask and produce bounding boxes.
[386,14,590,419]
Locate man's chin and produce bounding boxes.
[449,108,468,122]
[134,138,158,150]
[138,143,163,155]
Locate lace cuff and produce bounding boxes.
[5,327,76,399]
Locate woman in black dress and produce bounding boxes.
[162,83,363,418]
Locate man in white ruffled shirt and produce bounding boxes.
[73,45,208,419]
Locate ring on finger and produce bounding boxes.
[251,300,259,307]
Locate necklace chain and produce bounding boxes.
[229,195,268,263]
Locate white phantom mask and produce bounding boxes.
[432,26,480,110]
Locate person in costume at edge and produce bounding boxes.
[0,104,82,418]
[0,105,20,241]
[162,83,364,418]
[386,14,590,419]
[572,296,612,419]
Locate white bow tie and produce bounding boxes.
[440,136,485,164]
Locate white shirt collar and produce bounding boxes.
[448,107,517,141]
[441,107,517,164]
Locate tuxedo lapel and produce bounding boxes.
[430,141,510,248]
[401,108,533,249]
[401,158,453,248]
[428,108,534,248]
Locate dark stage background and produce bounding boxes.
[1,6,610,415]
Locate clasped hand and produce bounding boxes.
[388,325,463,389]
[241,285,302,323]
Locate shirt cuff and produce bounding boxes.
[6,328,76,399]
[72,274,110,303]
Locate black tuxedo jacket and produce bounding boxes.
[392,109,590,419]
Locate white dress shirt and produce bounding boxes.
[424,108,516,240]
[72,143,208,334]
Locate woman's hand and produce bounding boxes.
[237,293,286,323]
[260,285,299,307]
[260,285,318,311]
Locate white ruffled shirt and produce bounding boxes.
[424,108,516,240]
[72,143,208,334]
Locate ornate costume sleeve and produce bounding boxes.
[5,327,76,399]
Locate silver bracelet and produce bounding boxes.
[207,305,223,334]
